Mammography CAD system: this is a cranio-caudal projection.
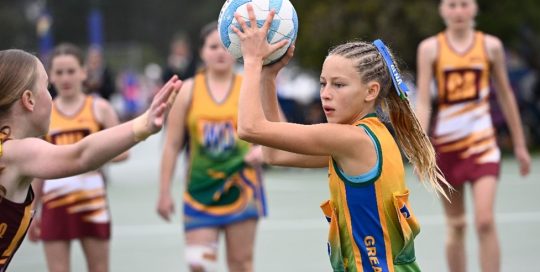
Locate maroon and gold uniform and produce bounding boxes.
[40,96,110,240]
[0,130,35,271]
[0,189,34,272]
[431,32,500,186]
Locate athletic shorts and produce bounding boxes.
[435,147,500,187]
[40,172,110,240]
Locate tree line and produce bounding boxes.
[1,0,539,71]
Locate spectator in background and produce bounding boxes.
[162,33,198,82]
[118,71,143,120]
[84,45,116,100]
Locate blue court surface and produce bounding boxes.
[11,133,540,271]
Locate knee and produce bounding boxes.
[475,214,496,234]
[447,216,467,239]
[186,244,218,272]
[87,262,108,272]
[46,259,70,272]
[49,266,70,272]
[227,257,253,272]
[227,251,253,272]
[88,266,107,272]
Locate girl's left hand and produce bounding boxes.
[514,145,531,176]
[262,44,296,78]
[232,4,289,64]
[244,145,264,167]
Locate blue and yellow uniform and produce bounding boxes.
[321,114,421,272]
[183,72,266,230]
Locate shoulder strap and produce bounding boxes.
[0,126,12,157]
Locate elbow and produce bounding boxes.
[238,117,271,144]
[237,123,258,143]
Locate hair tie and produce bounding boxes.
[373,39,408,100]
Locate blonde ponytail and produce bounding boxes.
[384,90,452,199]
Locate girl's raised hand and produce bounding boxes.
[262,44,295,78]
[132,75,182,141]
[231,4,289,64]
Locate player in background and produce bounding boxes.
[0,48,181,271]
[416,0,531,271]
[157,21,266,272]
[27,43,127,272]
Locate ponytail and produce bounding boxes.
[384,89,452,199]
[372,39,452,199]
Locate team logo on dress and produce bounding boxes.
[198,118,237,158]
[399,204,411,219]
[443,68,482,104]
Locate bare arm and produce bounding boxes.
[240,67,363,159]
[157,79,193,221]
[259,48,327,168]
[8,76,182,180]
[486,35,531,176]
[415,37,438,132]
[94,97,129,162]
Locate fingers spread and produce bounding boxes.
[154,75,177,105]
[234,12,248,33]
[262,9,276,32]
[154,103,167,122]
[247,4,257,29]
[167,81,182,106]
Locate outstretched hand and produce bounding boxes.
[133,75,182,141]
[147,75,182,132]
[231,4,289,64]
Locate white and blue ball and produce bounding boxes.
[218,0,298,65]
